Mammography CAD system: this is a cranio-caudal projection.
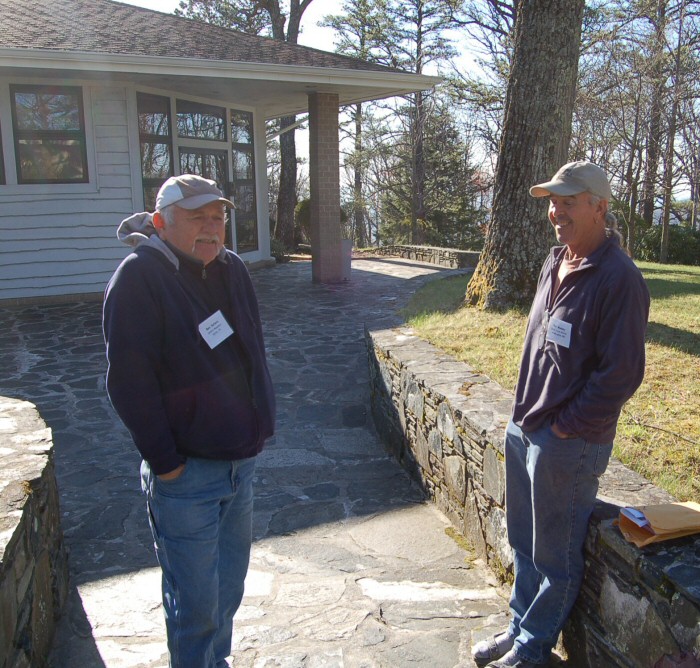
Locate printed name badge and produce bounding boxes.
[198,310,234,349]
[546,317,572,348]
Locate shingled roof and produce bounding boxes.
[0,0,398,73]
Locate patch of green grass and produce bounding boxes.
[404,263,700,502]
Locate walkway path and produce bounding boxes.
[1,258,509,668]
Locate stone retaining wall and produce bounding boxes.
[366,327,700,668]
[367,245,480,269]
[0,397,68,668]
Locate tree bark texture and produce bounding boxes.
[354,104,367,247]
[411,91,427,244]
[640,0,667,229]
[266,1,315,249]
[466,0,585,310]
[660,0,685,264]
[277,115,298,249]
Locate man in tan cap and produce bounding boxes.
[103,174,275,667]
[472,162,650,667]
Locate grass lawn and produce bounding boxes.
[402,262,700,502]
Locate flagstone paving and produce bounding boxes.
[0,257,510,668]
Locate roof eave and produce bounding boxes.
[0,48,442,91]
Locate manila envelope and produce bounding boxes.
[617,502,700,548]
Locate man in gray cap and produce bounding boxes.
[472,162,650,667]
[103,174,275,668]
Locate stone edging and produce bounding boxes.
[366,326,700,668]
[358,245,480,270]
[0,397,68,668]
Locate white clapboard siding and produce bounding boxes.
[0,85,143,301]
[0,220,124,240]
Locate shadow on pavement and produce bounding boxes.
[1,259,495,667]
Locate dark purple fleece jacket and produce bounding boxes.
[512,235,650,443]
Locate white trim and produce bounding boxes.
[0,84,16,185]
[0,49,441,90]
[0,80,98,194]
[253,112,270,260]
[267,115,308,140]
[126,88,143,212]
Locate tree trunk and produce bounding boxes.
[353,103,367,247]
[411,91,427,244]
[624,80,643,259]
[640,0,667,228]
[466,0,585,310]
[660,0,685,264]
[266,0,316,249]
[276,115,298,249]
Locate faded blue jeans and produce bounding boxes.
[141,456,256,668]
[504,420,612,664]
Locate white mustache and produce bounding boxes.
[191,236,222,254]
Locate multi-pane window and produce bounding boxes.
[137,92,173,211]
[10,85,88,184]
[136,94,258,254]
[176,100,226,141]
[231,110,257,253]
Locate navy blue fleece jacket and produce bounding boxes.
[103,215,275,475]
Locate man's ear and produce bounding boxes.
[152,211,165,230]
[596,198,608,221]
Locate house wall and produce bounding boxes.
[0,78,271,303]
[0,81,136,302]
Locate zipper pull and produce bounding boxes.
[202,266,207,279]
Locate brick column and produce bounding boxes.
[308,92,343,283]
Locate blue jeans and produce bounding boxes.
[504,420,612,664]
[141,456,256,668]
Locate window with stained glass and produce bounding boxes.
[10,85,88,184]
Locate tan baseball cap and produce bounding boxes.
[529,161,612,200]
[156,174,235,211]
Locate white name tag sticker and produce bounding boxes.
[198,310,234,349]
[546,317,572,348]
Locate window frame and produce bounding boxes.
[230,109,258,254]
[137,92,175,212]
[135,91,260,255]
[10,83,89,185]
[0,119,5,185]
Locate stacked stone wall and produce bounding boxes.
[0,397,68,668]
[367,245,480,270]
[367,327,700,668]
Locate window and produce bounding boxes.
[136,95,259,255]
[137,93,174,211]
[179,149,228,183]
[179,148,231,248]
[177,100,226,141]
[231,110,257,253]
[10,85,88,184]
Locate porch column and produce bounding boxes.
[308,92,343,283]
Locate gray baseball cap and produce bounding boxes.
[530,161,612,200]
[155,174,235,211]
